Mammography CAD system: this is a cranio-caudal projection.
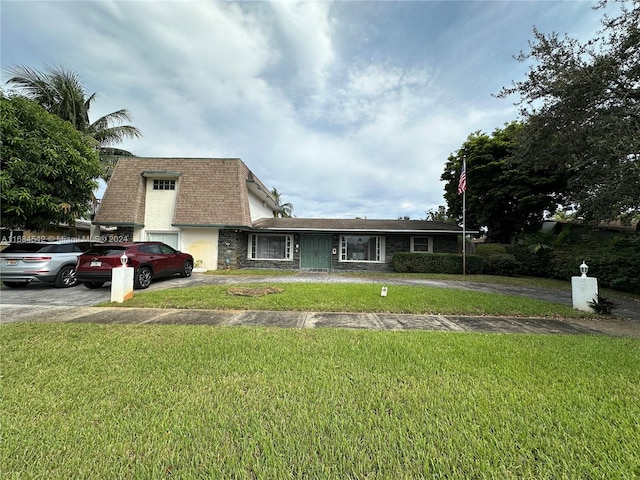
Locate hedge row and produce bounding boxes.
[391,233,639,294]
[511,234,640,294]
[392,252,483,274]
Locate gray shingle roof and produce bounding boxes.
[94,158,272,227]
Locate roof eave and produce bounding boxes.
[173,223,252,229]
[92,221,145,227]
[250,227,470,234]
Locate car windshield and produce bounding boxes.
[84,245,127,256]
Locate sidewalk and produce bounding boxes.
[6,304,638,337]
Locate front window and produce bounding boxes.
[411,236,433,253]
[340,236,384,262]
[249,234,292,260]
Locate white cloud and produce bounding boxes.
[1,0,603,220]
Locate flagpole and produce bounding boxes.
[462,159,466,276]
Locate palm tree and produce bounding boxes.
[5,65,141,181]
[270,188,294,218]
[6,65,142,236]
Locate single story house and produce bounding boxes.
[93,157,464,272]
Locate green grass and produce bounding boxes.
[208,269,573,289]
[2,323,639,479]
[116,282,589,318]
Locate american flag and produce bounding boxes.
[457,162,467,195]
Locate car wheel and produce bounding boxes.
[83,282,105,289]
[2,281,29,288]
[55,265,78,288]
[180,260,194,278]
[135,266,153,289]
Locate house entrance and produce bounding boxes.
[300,235,332,270]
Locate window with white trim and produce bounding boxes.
[340,235,384,262]
[249,234,292,260]
[153,179,176,190]
[411,236,433,253]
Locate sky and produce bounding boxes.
[1,0,609,220]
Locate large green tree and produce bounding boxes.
[1,94,102,231]
[5,65,141,181]
[498,0,639,223]
[442,123,565,243]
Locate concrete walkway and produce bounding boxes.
[5,305,638,337]
[2,273,638,337]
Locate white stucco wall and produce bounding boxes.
[248,191,275,220]
[182,228,219,271]
[144,179,180,231]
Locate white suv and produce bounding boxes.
[0,241,95,288]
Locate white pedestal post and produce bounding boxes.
[111,253,134,303]
[571,261,598,313]
[111,267,134,303]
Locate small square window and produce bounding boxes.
[411,237,432,253]
[153,179,176,190]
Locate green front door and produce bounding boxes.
[300,235,332,269]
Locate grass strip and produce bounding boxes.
[1,323,638,479]
[116,282,588,318]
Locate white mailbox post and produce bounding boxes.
[571,261,598,312]
[111,253,134,303]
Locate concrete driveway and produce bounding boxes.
[1,272,638,336]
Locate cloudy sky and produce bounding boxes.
[1,0,608,219]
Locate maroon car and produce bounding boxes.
[76,242,194,289]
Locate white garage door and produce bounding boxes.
[147,233,179,250]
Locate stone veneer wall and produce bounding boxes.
[220,231,460,272]
[217,230,242,270]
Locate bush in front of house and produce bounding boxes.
[482,254,522,277]
[475,244,508,257]
[512,232,640,294]
[510,242,554,277]
[392,252,484,274]
[550,235,640,294]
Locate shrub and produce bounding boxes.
[475,244,507,257]
[550,234,640,294]
[392,252,483,274]
[510,243,554,277]
[483,254,522,277]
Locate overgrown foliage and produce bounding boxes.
[475,243,507,257]
[512,232,640,294]
[0,94,102,231]
[392,252,484,274]
[5,65,141,181]
[441,123,563,243]
[443,2,639,233]
[499,0,640,223]
[482,253,522,277]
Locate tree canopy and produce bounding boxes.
[1,94,102,231]
[5,65,141,181]
[442,123,564,243]
[498,0,639,223]
[442,1,639,241]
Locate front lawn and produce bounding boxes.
[115,282,588,318]
[2,323,638,479]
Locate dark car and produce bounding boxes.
[1,241,95,288]
[76,242,194,289]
